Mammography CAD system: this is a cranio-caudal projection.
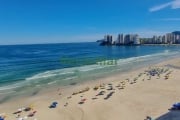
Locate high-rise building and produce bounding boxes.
[124,34,140,45]
[172,31,180,44]
[104,35,113,44]
[152,35,158,44]
[162,35,167,44]
[175,35,180,43]
[157,36,163,44]
[117,34,124,44]
[133,34,140,45]
[124,34,131,44]
[166,33,175,44]
[130,34,134,43]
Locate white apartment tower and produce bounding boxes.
[133,34,140,45]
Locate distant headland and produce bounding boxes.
[97,31,180,46]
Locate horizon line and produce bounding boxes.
[0,41,96,46]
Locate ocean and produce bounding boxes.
[0,42,180,101]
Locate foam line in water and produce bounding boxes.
[26,73,57,80]
[78,64,106,72]
[26,70,75,81]
[0,84,20,91]
[116,50,178,65]
[0,90,16,94]
[47,81,57,85]
[62,76,77,81]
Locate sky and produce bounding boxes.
[0,0,180,45]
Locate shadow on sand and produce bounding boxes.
[156,110,180,120]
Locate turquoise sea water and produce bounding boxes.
[0,42,180,101]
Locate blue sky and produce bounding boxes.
[0,0,180,45]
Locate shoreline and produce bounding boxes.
[0,54,167,103]
[0,47,179,99]
[1,56,180,120]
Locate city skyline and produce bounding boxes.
[0,0,180,45]
[100,31,180,45]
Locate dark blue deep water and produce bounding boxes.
[0,42,180,96]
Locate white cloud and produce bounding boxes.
[159,18,180,21]
[149,0,180,12]
[172,0,180,8]
[149,2,172,12]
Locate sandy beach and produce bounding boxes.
[1,57,180,120]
